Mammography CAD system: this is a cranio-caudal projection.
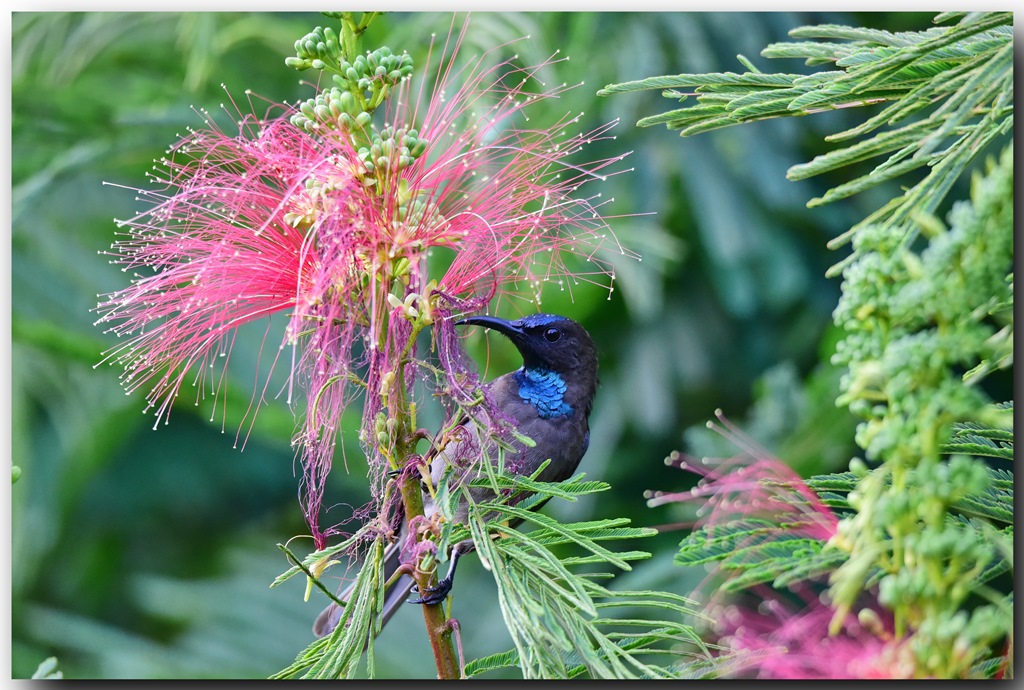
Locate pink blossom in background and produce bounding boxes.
[713,589,913,679]
[96,21,631,547]
[648,416,910,678]
[647,447,838,546]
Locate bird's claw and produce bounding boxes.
[408,577,453,605]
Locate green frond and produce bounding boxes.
[675,518,777,566]
[787,23,932,47]
[455,473,711,679]
[272,537,388,679]
[787,119,931,179]
[600,12,1013,261]
[718,539,835,591]
[952,491,1013,525]
[675,514,855,594]
[636,104,720,128]
[467,471,609,502]
[968,656,1011,679]
[934,12,969,24]
[597,71,797,96]
[805,471,860,493]
[464,649,521,677]
[808,463,1012,526]
[486,506,653,571]
[943,419,1014,460]
[942,440,1013,461]
[269,528,370,588]
[771,548,850,588]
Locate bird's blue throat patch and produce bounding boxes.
[514,367,573,419]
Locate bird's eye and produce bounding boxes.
[544,327,561,342]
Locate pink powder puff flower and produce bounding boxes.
[713,587,915,679]
[647,414,913,678]
[96,22,631,548]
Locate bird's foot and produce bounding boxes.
[408,577,453,605]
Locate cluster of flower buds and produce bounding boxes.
[290,42,415,133]
[337,47,415,92]
[373,407,397,449]
[286,25,342,71]
[292,85,374,133]
[358,125,427,175]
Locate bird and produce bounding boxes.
[313,312,599,638]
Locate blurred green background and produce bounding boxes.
[12,11,936,679]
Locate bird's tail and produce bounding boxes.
[312,539,416,638]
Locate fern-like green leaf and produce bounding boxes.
[465,649,521,677]
[456,474,711,679]
[272,537,388,679]
[674,519,778,566]
[600,12,1013,263]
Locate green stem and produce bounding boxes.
[339,13,361,63]
[385,314,460,679]
[394,463,461,678]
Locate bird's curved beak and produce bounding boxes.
[456,315,525,340]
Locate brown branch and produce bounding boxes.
[389,317,460,679]
[395,464,461,678]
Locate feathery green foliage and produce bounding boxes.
[676,518,849,591]
[272,465,713,679]
[272,532,388,679]
[674,456,1013,591]
[831,115,1013,674]
[606,10,1013,678]
[599,12,1012,275]
[455,471,713,679]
